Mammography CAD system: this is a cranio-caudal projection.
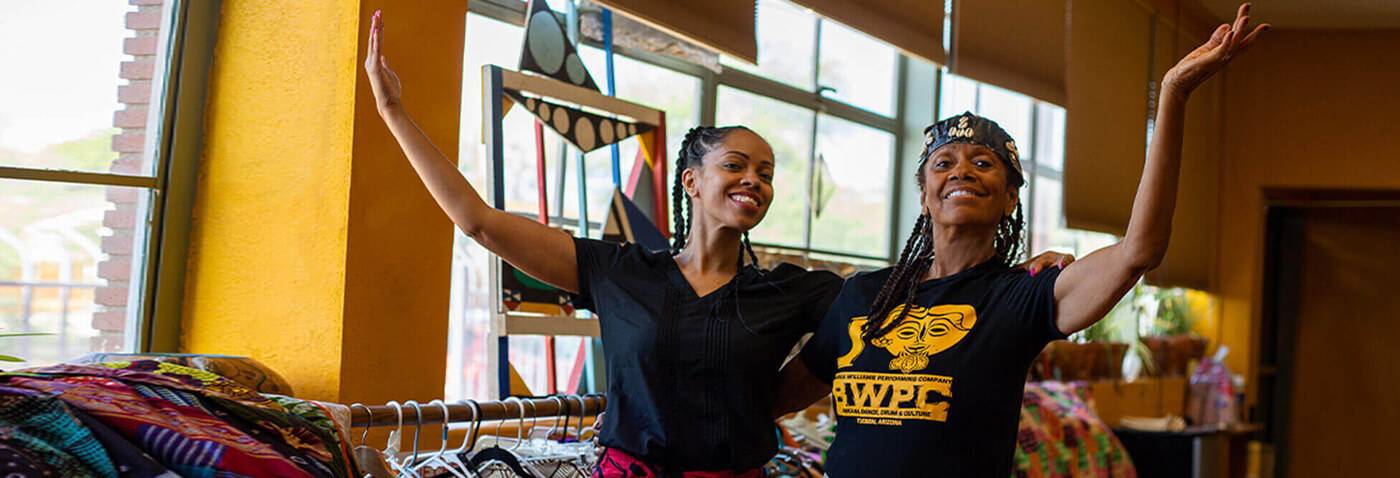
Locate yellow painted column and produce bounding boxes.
[183,0,465,403]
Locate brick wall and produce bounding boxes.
[93,0,165,352]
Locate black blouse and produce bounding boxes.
[571,237,842,471]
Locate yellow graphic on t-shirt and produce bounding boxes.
[835,304,977,373]
[833,371,952,423]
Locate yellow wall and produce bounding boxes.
[1216,30,1400,404]
[184,0,465,403]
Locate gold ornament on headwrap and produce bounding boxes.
[920,112,1024,187]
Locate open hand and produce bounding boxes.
[1164,3,1269,96]
[1018,251,1075,277]
[364,10,403,115]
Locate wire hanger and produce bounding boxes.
[468,397,538,477]
[398,401,425,478]
[415,400,469,478]
[352,402,400,478]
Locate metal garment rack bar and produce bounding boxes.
[349,395,607,428]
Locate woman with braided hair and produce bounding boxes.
[364,12,1070,476]
[782,5,1267,477]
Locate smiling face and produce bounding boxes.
[681,129,776,233]
[918,142,1020,229]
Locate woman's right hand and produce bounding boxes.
[364,11,403,116]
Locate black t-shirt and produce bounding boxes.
[571,237,843,471]
[800,259,1066,477]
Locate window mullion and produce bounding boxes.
[1025,101,1040,257]
[700,69,718,126]
[803,19,823,251]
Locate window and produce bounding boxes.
[817,20,898,116]
[809,115,893,255]
[719,0,902,259]
[0,0,202,365]
[720,0,816,90]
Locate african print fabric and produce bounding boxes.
[0,385,116,476]
[0,440,62,477]
[67,406,179,478]
[268,395,357,478]
[1014,381,1136,477]
[1,361,356,478]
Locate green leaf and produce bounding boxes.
[0,354,25,362]
[0,333,54,338]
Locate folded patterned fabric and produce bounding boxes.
[0,428,99,478]
[0,385,116,477]
[28,362,281,414]
[0,437,65,477]
[66,406,180,478]
[2,373,316,478]
[1014,381,1136,478]
[5,361,363,478]
[267,395,358,478]
[133,383,338,478]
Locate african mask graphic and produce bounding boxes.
[837,304,978,373]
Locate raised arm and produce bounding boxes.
[365,11,578,292]
[1053,4,1267,334]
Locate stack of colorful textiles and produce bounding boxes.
[0,360,358,478]
[1014,381,1136,477]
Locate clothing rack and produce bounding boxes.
[349,395,607,428]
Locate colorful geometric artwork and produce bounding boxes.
[519,0,600,91]
[601,187,669,252]
[501,262,575,315]
[503,89,655,153]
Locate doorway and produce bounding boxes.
[1259,195,1400,477]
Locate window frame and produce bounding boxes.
[0,0,222,353]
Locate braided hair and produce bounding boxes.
[861,148,1026,342]
[670,125,762,269]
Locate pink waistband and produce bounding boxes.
[593,448,766,478]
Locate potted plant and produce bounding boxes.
[1031,290,1139,382]
[1140,288,1208,376]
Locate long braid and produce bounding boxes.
[741,232,763,272]
[863,213,933,341]
[865,213,925,322]
[671,127,707,252]
[865,206,1028,341]
[993,205,1025,265]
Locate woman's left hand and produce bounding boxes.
[1163,3,1269,96]
[1018,251,1075,277]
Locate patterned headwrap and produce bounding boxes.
[921,111,1025,187]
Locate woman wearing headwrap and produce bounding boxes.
[782,4,1267,476]
[362,11,1070,477]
